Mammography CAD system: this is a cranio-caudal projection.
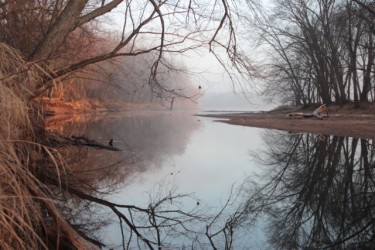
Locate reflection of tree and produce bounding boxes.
[39,153,245,249]
[46,111,200,172]
[65,186,205,249]
[205,185,248,250]
[40,112,249,249]
[247,131,375,249]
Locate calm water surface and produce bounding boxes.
[103,113,268,249]
[47,110,375,249]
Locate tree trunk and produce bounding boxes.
[30,0,89,61]
[350,47,360,107]
[347,2,362,108]
[360,33,374,102]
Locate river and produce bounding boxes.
[46,110,375,249]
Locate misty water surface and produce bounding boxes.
[46,111,375,249]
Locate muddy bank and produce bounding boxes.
[199,105,375,140]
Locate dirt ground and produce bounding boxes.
[200,104,375,140]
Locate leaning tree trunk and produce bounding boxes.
[30,0,89,62]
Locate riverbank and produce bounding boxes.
[199,104,375,140]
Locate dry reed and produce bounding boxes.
[0,43,95,249]
[0,43,46,249]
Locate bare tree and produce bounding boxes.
[0,0,259,99]
[255,0,375,106]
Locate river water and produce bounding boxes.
[46,110,375,249]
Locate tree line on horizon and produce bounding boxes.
[257,0,375,107]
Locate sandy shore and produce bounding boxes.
[199,105,375,140]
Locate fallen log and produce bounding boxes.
[45,133,123,151]
[286,104,329,120]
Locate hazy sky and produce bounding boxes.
[106,1,270,110]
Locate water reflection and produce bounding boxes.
[45,111,234,249]
[46,111,200,173]
[247,131,375,249]
[44,112,375,249]
[44,112,266,249]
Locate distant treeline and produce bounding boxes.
[258,0,374,106]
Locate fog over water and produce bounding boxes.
[198,91,278,112]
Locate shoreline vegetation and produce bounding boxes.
[36,97,171,116]
[0,44,104,249]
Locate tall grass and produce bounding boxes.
[0,43,94,249]
[0,43,46,249]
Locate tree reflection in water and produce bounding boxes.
[43,111,375,249]
[41,144,246,249]
[246,131,375,249]
[42,112,249,249]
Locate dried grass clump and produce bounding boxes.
[0,103,45,249]
[0,142,46,249]
[0,43,46,249]
[0,43,50,98]
[0,43,96,249]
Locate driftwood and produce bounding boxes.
[45,133,122,151]
[286,104,329,120]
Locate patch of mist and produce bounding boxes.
[198,91,279,112]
